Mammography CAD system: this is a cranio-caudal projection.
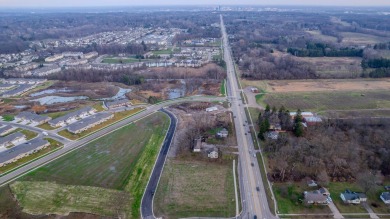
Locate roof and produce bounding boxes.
[218,128,228,134]
[381,192,390,200]
[0,132,25,145]
[304,192,327,202]
[105,99,130,108]
[0,138,49,164]
[0,125,14,134]
[290,112,314,117]
[49,106,94,125]
[16,111,51,123]
[67,113,112,133]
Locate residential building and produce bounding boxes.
[216,128,229,138]
[380,192,390,204]
[0,132,26,148]
[385,186,390,191]
[304,187,330,205]
[206,106,218,112]
[48,106,96,127]
[105,99,131,109]
[0,125,16,137]
[307,180,318,187]
[66,58,88,66]
[0,84,17,90]
[84,52,99,59]
[15,111,51,125]
[1,84,35,98]
[14,63,39,72]
[45,54,64,62]
[0,138,50,167]
[62,52,84,58]
[340,190,367,204]
[208,148,219,159]
[31,65,61,76]
[67,112,113,134]
[193,137,202,152]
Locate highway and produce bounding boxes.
[141,108,177,219]
[220,15,277,219]
[0,96,224,186]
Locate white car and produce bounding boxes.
[42,131,48,136]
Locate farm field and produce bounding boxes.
[263,91,390,112]
[154,158,237,218]
[341,32,389,46]
[7,112,170,218]
[305,30,338,43]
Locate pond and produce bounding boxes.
[30,96,89,105]
[99,87,132,101]
[30,89,73,97]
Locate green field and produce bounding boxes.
[220,79,226,96]
[263,91,390,112]
[9,112,170,218]
[154,158,237,218]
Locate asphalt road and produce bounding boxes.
[141,108,177,219]
[220,15,277,219]
[0,96,224,185]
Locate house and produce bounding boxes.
[250,87,259,93]
[62,52,84,58]
[84,52,99,59]
[216,128,228,138]
[307,180,318,187]
[105,99,131,109]
[31,65,62,76]
[207,148,219,159]
[15,112,51,125]
[67,112,113,134]
[304,190,329,205]
[380,192,390,204]
[267,131,279,140]
[0,138,50,167]
[0,125,16,137]
[0,132,26,148]
[206,106,218,112]
[340,190,367,204]
[45,54,64,62]
[48,106,96,127]
[319,187,330,196]
[193,137,202,152]
[384,186,390,191]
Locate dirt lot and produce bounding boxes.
[243,78,390,93]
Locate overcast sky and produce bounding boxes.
[1,0,390,7]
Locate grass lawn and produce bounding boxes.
[10,181,131,217]
[153,49,172,55]
[273,182,331,214]
[92,102,105,112]
[263,91,390,112]
[0,138,63,175]
[327,182,368,214]
[154,158,237,218]
[58,108,144,140]
[18,113,169,218]
[37,123,57,130]
[220,79,226,96]
[19,129,38,140]
[2,114,14,121]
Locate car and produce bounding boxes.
[253,153,256,158]
[254,215,257,219]
[42,131,48,136]
[251,163,254,167]
[151,189,155,196]
[245,133,247,135]
[256,187,260,191]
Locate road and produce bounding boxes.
[220,15,277,219]
[0,96,224,186]
[141,108,177,219]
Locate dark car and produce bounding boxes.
[254,215,257,219]
[251,163,254,167]
[151,189,155,196]
[256,187,260,191]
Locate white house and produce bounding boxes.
[206,106,218,112]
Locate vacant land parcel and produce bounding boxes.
[243,79,390,113]
[6,112,169,218]
[154,158,236,218]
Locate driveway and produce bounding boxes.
[328,202,344,219]
[243,86,263,109]
[362,202,379,219]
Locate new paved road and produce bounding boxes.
[141,108,177,219]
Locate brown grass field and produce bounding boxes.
[154,158,237,218]
[341,32,389,46]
